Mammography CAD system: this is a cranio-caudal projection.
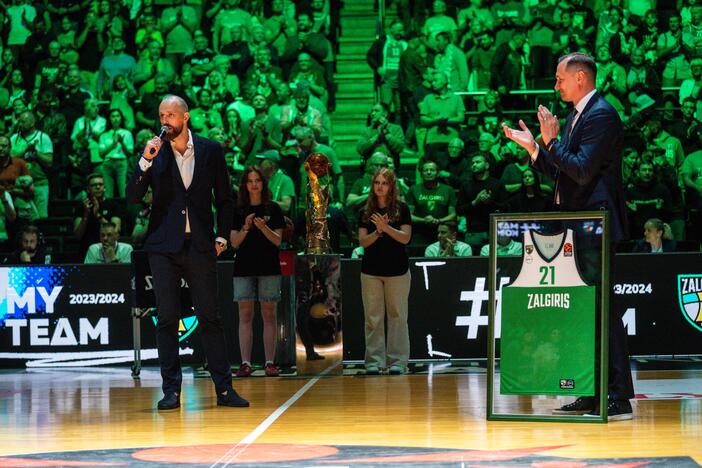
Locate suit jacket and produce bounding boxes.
[534,92,629,242]
[631,238,677,253]
[126,133,233,253]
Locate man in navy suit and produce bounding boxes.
[502,52,634,421]
[127,95,248,410]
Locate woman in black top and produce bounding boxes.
[506,168,552,213]
[358,168,412,375]
[230,167,285,377]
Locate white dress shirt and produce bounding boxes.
[569,88,597,131]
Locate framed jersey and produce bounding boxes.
[501,229,596,396]
[486,212,610,423]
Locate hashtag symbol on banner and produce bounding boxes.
[456,277,510,339]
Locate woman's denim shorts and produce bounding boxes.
[233,275,282,302]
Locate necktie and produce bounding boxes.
[569,109,579,135]
[555,109,579,206]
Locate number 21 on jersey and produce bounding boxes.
[539,266,555,285]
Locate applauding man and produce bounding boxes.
[502,52,633,421]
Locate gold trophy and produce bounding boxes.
[304,153,332,254]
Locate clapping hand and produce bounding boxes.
[83,196,100,217]
[474,189,491,205]
[370,213,389,234]
[442,235,456,256]
[253,216,268,230]
[537,105,560,144]
[243,213,255,231]
[502,120,536,153]
[91,198,100,217]
[82,197,92,217]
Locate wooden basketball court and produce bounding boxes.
[0,361,700,467]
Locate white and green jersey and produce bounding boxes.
[501,229,596,396]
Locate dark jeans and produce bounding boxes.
[148,240,232,394]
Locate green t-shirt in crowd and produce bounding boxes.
[269,168,296,202]
[406,182,456,219]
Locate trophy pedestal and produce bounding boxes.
[294,254,343,376]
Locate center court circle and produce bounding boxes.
[131,443,339,464]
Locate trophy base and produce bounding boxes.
[295,254,343,376]
[306,245,332,255]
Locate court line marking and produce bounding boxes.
[211,361,341,468]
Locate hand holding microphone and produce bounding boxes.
[142,126,169,160]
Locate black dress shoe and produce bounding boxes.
[217,388,250,407]
[157,392,180,410]
[552,396,595,415]
[587,399,633,421]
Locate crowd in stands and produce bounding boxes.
[0,0,700,265]
[0,0,344,261]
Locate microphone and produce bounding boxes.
[157,125,169,140]
[148,126,169,156]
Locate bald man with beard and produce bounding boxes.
[127,95,248,411]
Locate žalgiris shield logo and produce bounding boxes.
[677,274,702,333]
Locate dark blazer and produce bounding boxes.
[126,133,233,253]
[631,238,677,253]
[534,91,629,242]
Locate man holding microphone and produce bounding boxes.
[127,95,248,410]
